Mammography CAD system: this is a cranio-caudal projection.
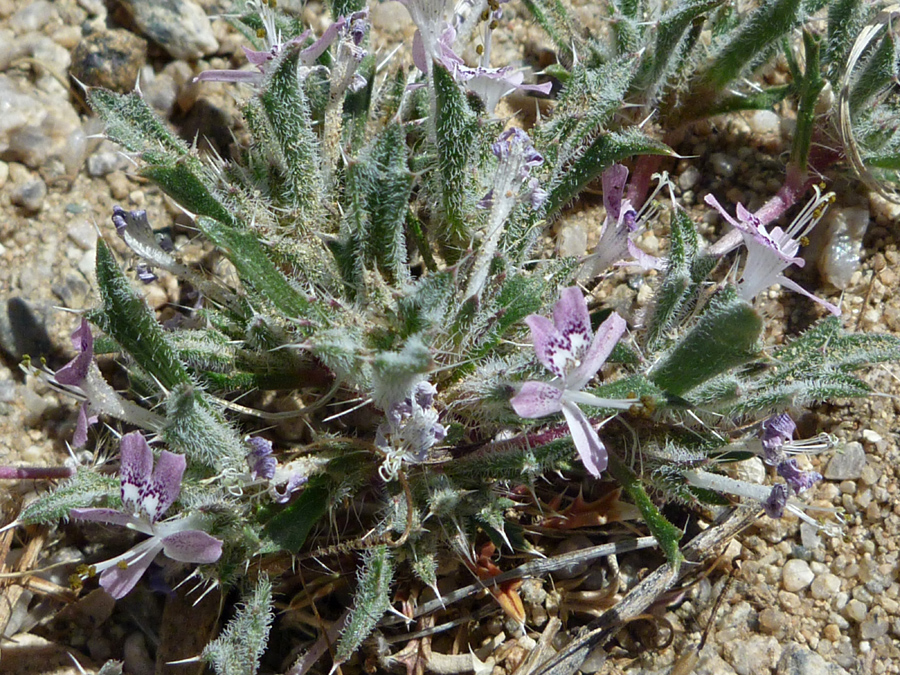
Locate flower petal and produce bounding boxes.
[73,402,98,449]
[55,319,93,386]
[602,164,629,223]
[569,311,626,391]
[524,314,570,377]
[119,432,153,513]
[510,381,563,418]
[560,402,607,477]
[98,539,163,599]
[70,507,148,531]
[142,451,185,522]
[552,287,592,358]
[776,276,841,316]
[161,530,223,564]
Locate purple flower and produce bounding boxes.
[777,458,823,495]
[581,164,663,277]
[761,413,797,465]
[412,24,550,113]
[70,432,222,599]
[764,483,789,519]
[376,381,446,481]
[247,437,277,481]
[194,4,361,86]
[53,320,165,446]
[704,188,840,315]
[55,319,93,388]
[510,288,636,477]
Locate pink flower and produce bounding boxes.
[70,432,222,599]
[582,164,663,277]
[704,188,840,315]
[510,288,635,477]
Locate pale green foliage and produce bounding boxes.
[23,0,900,670]
[203,577,274,675]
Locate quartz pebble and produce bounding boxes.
[810,572,841,600]
[678,165,700,191]
[844,598,867,623]
[9,0,56,34]
[817,205,869,289]
[783,559,815,592]
[710,152,736,177]
[824,442,866,480]
[118,0,218,60]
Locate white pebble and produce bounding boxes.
[810,572,841,600]
[783,559,814,592]
[818,205,869,289]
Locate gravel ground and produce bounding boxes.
[0,1,899,674]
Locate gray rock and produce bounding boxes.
[824,442,866,480]
[70,29,148,93]
[776,642,849,675]
[10,178,47,212]
[87,151,129,177]
[118,0,218,60]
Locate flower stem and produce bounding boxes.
[0,466,75,480]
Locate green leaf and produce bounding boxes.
[649,286,763,396]
[642,209,695,352]
[257,51,322,222]
[87,88,188,161]
[433,62,478,246]
[699,0,803,91]
[545,129,673,217]
[141,162,237,228]
[197,217,316,321]
[335,545,394,664]
[262,475,330,552]
[608,454,683,566]
[632,0,724,98]
[703,84,792,116]
[849,28,897,117]
[203,577,274,675]
[19,469,118,524]
[93,239,191,390]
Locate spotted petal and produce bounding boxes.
[119,431,153,513]
[524,315,572,378]
[552,287,592,358]
[141,451,185,523]
[161,529,223,564]
[560,402,608,477]
[510,381,563,418]
[568,312,626,391]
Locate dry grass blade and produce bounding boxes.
[529,506,759,675]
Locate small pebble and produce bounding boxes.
[9,0,55,34]
[817,206,869,289]
[824,442,866,480]
[10,178,47,212]
[783,559,815,592]
[811,573,841,600]
[843,598,867,623]
[710,152,736,177]
[678,165,700,191]
[777,642,849,675]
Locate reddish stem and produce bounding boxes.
[0,466,75,480]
